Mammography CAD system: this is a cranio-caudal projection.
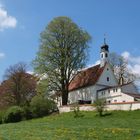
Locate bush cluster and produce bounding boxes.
[30,95,57,118]
[3,106,24,123]
[0,96,57,124]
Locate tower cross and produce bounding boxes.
[104,33,106,45]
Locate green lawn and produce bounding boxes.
[0,111,140,140]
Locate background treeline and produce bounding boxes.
[0,62,57,124]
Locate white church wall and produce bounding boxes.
[120,93,134,102]
[106,93,134,103]
[68,84,107,104]
[98,87,134,103]
[68,85,96,104]
[97,64,118,86]
[98,87,121,103]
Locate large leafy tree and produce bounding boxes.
[33,17,91,105]
[0,63,37,107]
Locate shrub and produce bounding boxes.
[30,95,57,118]
[0,114,3,124]
[0,111,5,124]
[22,106,33,120]
[94,99,106,117]
[70,103,84,118]
[3,106,24,123]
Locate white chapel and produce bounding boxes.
[67,42,140,105]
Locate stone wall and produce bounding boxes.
[107,102,140,111]
[59,102,140,113]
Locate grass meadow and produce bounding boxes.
[0,111,140,140]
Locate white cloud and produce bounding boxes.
[122,51,140,65]
[121,52,130,60]
[121,51,140,76]
[0,6,17,31]
[27,71,34,75]
[0,52,5,58]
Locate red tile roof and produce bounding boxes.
[69,64,105,91]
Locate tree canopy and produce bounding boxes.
[33,16,91,105]
[0,63,37,107]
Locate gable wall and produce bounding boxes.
[97,64,118,86]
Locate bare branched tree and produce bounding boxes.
[109,52,137,84]
[1,62,37,106]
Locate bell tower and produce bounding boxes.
[100,37,109,67]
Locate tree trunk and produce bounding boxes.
[62,89,68,105]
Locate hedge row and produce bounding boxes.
[0,95,57,123]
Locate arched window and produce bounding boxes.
[105,53,108,57]
[101,54,103,58]
[107,77,109,82]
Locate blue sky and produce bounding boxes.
[0,0,140,81]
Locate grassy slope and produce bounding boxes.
[0,111,140,140]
